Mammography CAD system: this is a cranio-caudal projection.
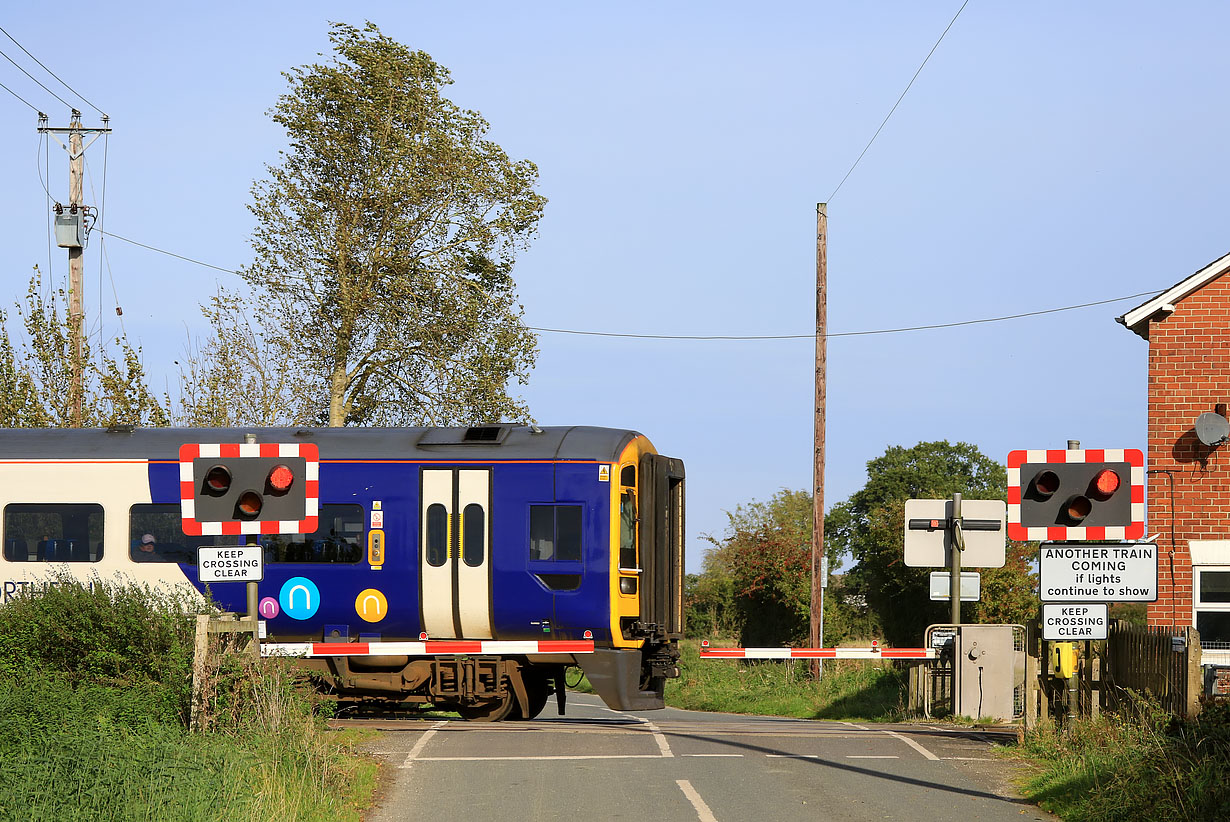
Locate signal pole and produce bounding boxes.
[811,203,828,678]
[38,111,111,427]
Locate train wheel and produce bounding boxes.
[456,690,517,722]
[514,677,551,720]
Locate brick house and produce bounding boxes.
[1118,251,1230,647]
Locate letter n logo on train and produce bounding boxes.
[179,442,319,535]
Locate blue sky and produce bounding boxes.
[1,2,1227,570]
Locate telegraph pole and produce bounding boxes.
[38,110,110,427]
[811,203,828,677]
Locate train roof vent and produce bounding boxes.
[417,426,510,447]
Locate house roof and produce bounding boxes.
[1117,250,1230,339]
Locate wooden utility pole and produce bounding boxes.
[38,110,110,428]
[811,203,828,677]
[68,115,84,427]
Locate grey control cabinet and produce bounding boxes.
[955,624,1025,721]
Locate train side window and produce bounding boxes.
[4,503,103,563]
[529,504,582,563]
[426,503,448,567]
[129,504,196,563]
[462,503,485,567]
[261,505,364,564]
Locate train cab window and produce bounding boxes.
[618,465,638,570]
[462,503,485,567]
[426,503,448,567]
[530,505,582,562]
[4,503,103,563]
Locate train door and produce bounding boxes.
[420,468,493,639]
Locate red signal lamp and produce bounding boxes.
[1090,468,1121,500]
[1032,470,1061,499]
[267,464,295,494]
[1063,495,1092,523]
[204,465,232,496]
[236,490,263,519]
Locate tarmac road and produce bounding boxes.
[347,694,1056,822]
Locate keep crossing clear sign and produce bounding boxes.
[198,545,264,583]
[1039,541,1157,602]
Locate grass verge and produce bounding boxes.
[1018,700,1230,821]
[0,576,378,821]
[665,639,908,721]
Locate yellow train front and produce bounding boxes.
[0,425,685,720]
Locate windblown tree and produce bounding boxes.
[0,267,169,429]
[220,21,545,427]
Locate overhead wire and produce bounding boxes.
[0,45,75,112]
[0,25,107,117]
[826,0,971,203]
[0,77,40,112]
[94,228,1162,341]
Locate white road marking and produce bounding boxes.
[882,730,940,761]
[942,757,994,761]
[847,755,899,759]
[766,754,821,759]
[842,721,870,730]
[676,779,719,822]
[399,720,448,769]
[643,719,674,757]
[414,754,668,761]
[683,753,744,757]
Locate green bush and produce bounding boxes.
[0,574,196,722]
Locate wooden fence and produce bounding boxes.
[1103,622,1202,719]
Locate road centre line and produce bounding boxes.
[683,753,744,757]
[847,755,899,759]
[676,780,719,822]
[399,720,448,769]
[882,730,940,761]
[766,754,821,759]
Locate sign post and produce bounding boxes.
[198,544,265,658]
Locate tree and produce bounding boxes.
[0,267,169,429]
[699,489,858,647]
[233,22,545,427]
[827,441,1037,646]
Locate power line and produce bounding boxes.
[96,228,1158,340]
[97,229,245,275]
[0,77,40,112]
[0,26,107,117]
[0,45,75,112]
[528,291,1162,340]
[827,0,971,203]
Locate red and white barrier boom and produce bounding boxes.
[699,640,935,660]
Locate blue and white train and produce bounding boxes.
[0,425,685,720]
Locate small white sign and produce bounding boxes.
[197,545,264,583]
[929,571,981,601]
[370,509,384,529]
[1040,541,1158,602]
[1043,604,1109,640]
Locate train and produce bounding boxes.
[0,424,685,720]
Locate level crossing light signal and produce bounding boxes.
[179,442,319,536]
[1007,449,1144,541]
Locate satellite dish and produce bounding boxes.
[1195,412,1230,447]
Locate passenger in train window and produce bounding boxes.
[132,533,161,562]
